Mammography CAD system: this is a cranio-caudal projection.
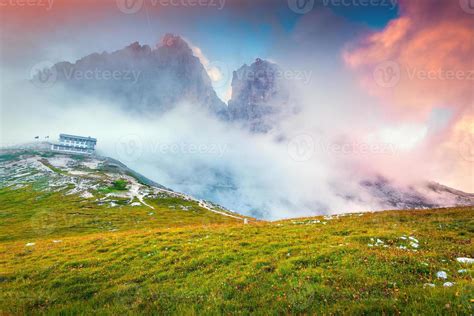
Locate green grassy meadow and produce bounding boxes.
[0,185,473,315]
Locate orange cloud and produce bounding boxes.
[344,0,473,120]
[343,0,474,192]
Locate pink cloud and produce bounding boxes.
[343,0,474,192]
[344,0,473,119]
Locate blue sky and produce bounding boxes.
[127,1,400,99]
[2,0,400,100]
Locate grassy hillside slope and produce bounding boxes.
[0,150,472,314]
[0,150,245,243]
[0,187,242,243]
[1,190,472,314]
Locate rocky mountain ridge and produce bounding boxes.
[35,34,293,132]
[356,176,474,210]
[2,145,473,219]
[228,58,296,132]
[49,34,228,119]
[0,146,243,220]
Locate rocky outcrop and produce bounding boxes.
[227,58,295,132]
[38,35,300,131]
[357,176,474,209]
[50,34,228,118]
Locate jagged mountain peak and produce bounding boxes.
[48,34,227,117]
[36,34,298,131]
[120,34,192,56]
[158,33,192,51]
[233,58,283,97]
[123,41,152,55]
[228,57,296,133]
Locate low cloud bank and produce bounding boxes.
[1,0,472,218]
[1,76,438,219]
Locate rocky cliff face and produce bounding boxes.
[50,34,228,118]
[43,35,298,132]
[227,58,295,133]
[355,176,474,210]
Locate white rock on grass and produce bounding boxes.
[409,236,419,243]
[47,156,72,168]
[368,238,385,248]
[456,257,474,264]
[458,269,467,273]
[25,242,35,247]
[410,242,419,248]
[423,283,435,288]
[80,191,94,199]
[436,271,448,279]
[443,282,454,287]
[82,160,100,169]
